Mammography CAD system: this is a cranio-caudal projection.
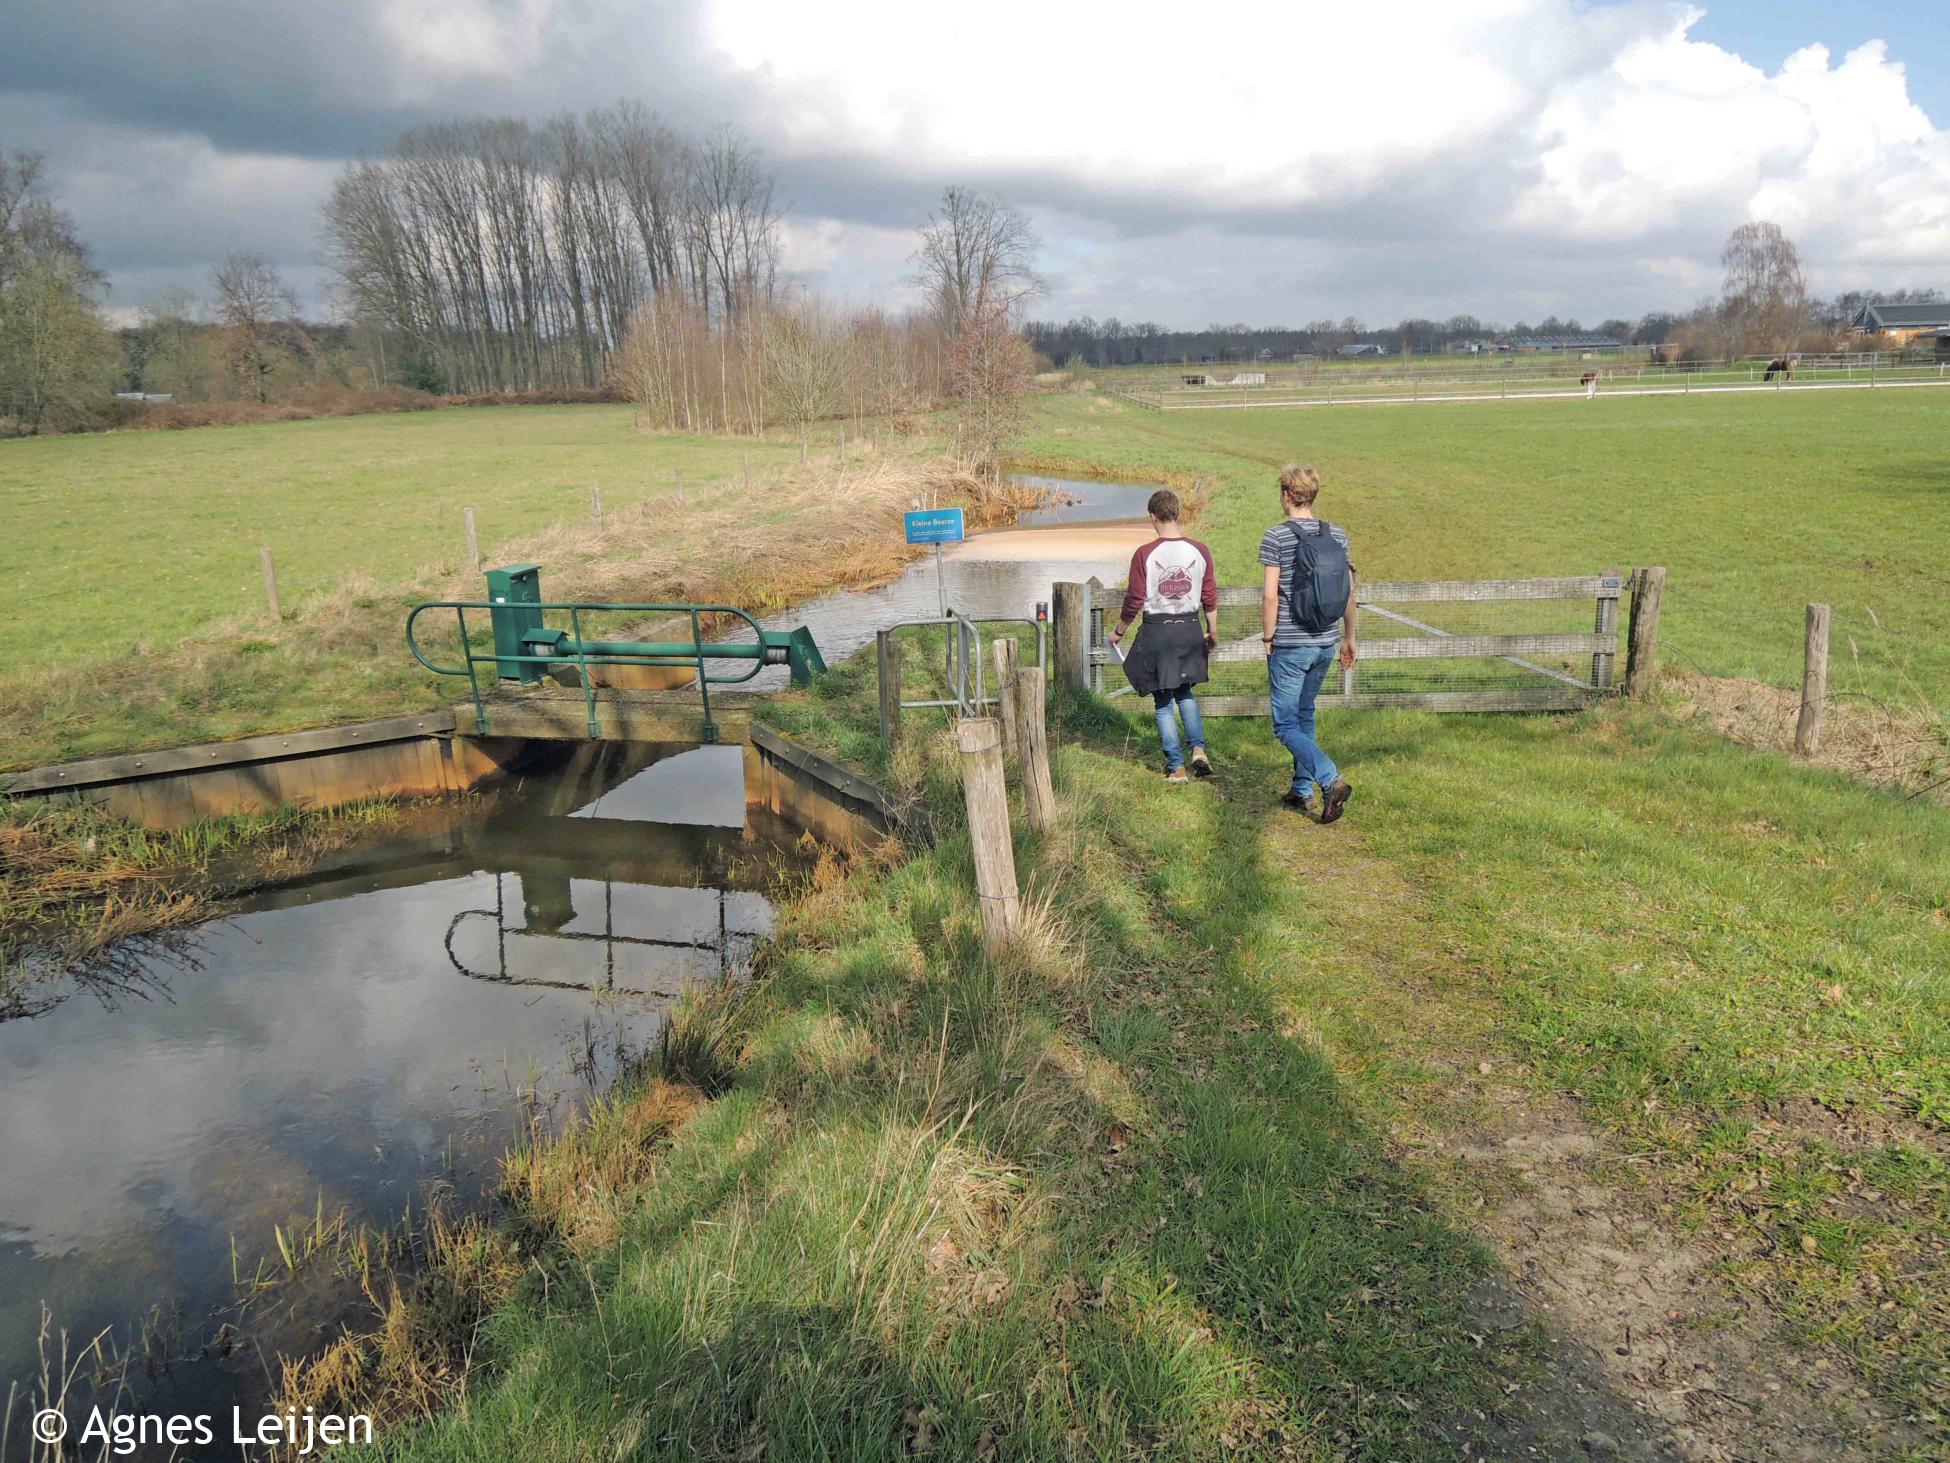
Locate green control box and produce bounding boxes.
[483,564,545,682]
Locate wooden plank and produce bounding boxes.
[1197,687,1592,717]
[954,717,1020,956]
[4,712,459,794]
[1099,632,1613,665]
[1208,575,1616,608]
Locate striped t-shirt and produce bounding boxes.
[1258,518,1354,648]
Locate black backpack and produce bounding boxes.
[1285,520,1351,634]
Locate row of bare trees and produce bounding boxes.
[608,187,1043,470]
[322,106,781,395]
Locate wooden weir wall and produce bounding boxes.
[1054,570,1664,714]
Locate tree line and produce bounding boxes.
[323,106,782,396]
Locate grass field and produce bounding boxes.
[1018,387,1950,707]
[0,405,806,660]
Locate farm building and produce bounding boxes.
[1850,301,1950,343]
[1336,342,1387,357]
[1228,372,1266,386]
[1180,373,1211,386]
[1503,334,1625,353]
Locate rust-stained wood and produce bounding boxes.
[993,636,1021,758]
[1052,581,1089,692]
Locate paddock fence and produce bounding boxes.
[1054,568,1666,715]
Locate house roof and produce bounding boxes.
[1853,302,1950,329]
[1507,334,1624,350]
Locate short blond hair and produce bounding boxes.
[1278,463,1321,507]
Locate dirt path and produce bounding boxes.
[1245,805,1930,1461]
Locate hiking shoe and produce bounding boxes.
[1282,789,1323,819]
[1164,767,1191,784]
[1189,748,1214,778]
[1321,779,1353,824]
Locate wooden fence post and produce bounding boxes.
[1625,566,1665,697]
[742,453,750,488]
[464,508,480,570]
[993,637,1020,757]
[1051,581,1088,692]
[954,717,1021,955]
[1013,664,1057,833]
[674,470,685,506]
[592,485,603,524]
[1592,565,1621,690]
[838,426,846,460]
[259,547,281,621]
[1795,603,1830,755]
[876,631,902,747]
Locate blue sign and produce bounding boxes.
[904,508,965,545]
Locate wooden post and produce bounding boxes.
[838,426,845,460]
[1795,603,1830,756]
[876,631,902,747]
[873,427,880,453]
[954,717,1021,955]
[1013,664,1057,833]
[259,547,281,621]
[591,485,603,524]
[674,470,685,506]
[464,508,480,570]
[1592,565,1620,691]
[742,453,750,487]
[993,637,1020,757]
[1625,566,1666,697]
[1051,581,1088,692]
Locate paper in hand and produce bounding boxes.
[1110,638,1128,665]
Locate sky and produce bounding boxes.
[1,0,1946,330]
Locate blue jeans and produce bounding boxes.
[1268,643,1340,799]
[1152,685,1206,773]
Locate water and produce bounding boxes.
[0,742,801,1430]
[750,474,1153,683]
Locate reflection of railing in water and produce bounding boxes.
[443,871,765,992]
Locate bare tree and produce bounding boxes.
[0,149,112,432]
[212,254,299,402]
[911,187,1043,331]
[1721,222,1811,354]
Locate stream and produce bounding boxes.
[0,473,1156,1446]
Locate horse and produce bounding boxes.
[1579,371,1599,397]
[1763,356,1795,381]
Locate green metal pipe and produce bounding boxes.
[568,639,767,660]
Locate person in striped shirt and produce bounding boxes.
[1259,464,1357,821]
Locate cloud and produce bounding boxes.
[1,0,1945,325]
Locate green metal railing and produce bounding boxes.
[407,598,820,741]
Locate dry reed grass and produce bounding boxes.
[1668,671,1949,802]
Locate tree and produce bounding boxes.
[212,254,300,402]
[911,187,1043,331]
[0,150,112,432]
[1720,222,1811,354]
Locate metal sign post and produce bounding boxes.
[903,507,965,618]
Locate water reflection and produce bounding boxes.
[0,742,800,1432]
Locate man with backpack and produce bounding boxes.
[1259,463,1357,822]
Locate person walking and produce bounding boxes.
[1259,464,1357,821]
[1109,489,1217,783]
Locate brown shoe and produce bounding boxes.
[1321,779,1353,824]
[1282,789,1323,820]
[1164,767,1191,784]
[1189,748,1213,778]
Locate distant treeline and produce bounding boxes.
[1027,288,1945,367]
